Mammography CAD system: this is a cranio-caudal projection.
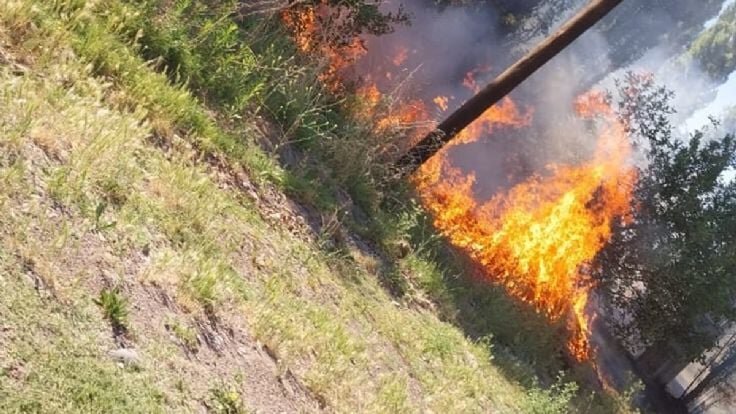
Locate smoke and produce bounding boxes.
[321,0,730,373]
[355,0,504,109]
[345,0,610,198]
[351,0,728,193]
[349,0,732,172]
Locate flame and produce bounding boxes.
[463,72,479,93]
[574,91,614,118]
[433,96,449,112]
[570,289,593,361]
[282,3,433,145]
[280,6,318,53]
[415,92,636,361]
[392,46,409,66]
[376,99,430,137]
[281,5,636,361]
[354,84,430,144]
[455,97,532,145]
[357,84,382,108]
[281,3,367,92]
[462,65,492,93]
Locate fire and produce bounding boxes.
[281,4,636,361]
[433,96,449,112]
[392,46,409,66]
[280,6,317,53]
[282,3,433,145]
[280,3,367,92]
[574,90,615,118]
[415,92,635,361]
[570,289,593,361]
[354,84,431,145]
[462,65,492,93]
[357,84,382,108]
[376,99,430,139]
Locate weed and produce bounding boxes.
[94,287,129,333]
[182,254,246,312]
[94,201,117,231]
[374,374,411,412]
[380,265,410,297]
[209,384,246,414]
[1,256,164,413]
[170,321,199,351]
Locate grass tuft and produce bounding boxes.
[209,384,248,414]
[94,287,129,333]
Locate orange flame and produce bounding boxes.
[392,46,410,66]
[280,6,318,53]
[357,84,382,108]
[355,84,430,144]
[433,96,449,112]
[415,92,636,361]
[455,97,532,145]
[376,99,430,136]
[281,3,367,92]
[462,65,492,93]
[282,6,636,361]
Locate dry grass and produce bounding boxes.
[0,1,626,413]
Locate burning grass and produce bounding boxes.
[0,1,612,412]
[282,1,638,362]
[0,0,646,410]
[415,91,636,361]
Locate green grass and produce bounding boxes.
[94,288,130,332]
[208,383,249,414]
[0,0,638,412]
[0,254,166,414]
[168,319,199,351]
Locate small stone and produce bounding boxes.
[108,348,140,366]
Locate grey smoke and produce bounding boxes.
[348,0,731,194]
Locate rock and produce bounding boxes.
[108,348,140,366]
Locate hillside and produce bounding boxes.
[0,1,645,413]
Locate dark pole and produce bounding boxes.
[396,0,624,175]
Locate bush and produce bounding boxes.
[523,375,579,414]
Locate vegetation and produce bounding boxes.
[595,73,736,362]
[503,0,725,90]
[691,2,736,82]
[209,383,248,414]
[0,0,618,412]
[9,0,731,411]
[94,288,130,334]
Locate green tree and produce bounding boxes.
[594,73,736,362]
[691,2,736,82]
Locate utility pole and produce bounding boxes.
[396,0,624,174]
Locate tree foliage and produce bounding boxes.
[594,73,736,360]
[691,2,736,82]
